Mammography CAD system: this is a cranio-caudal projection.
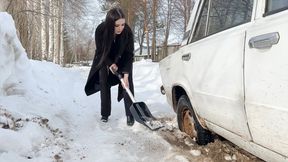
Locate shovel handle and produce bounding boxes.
[113,71,123,80]
[113,71,136,103]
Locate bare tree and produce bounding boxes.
[62,0,89,65]
[119,0,136,27]
[174,0,194,33]
[151,0,158,61]
[133,8,144,55]
[2,0,193,64]
[3,0,89,66]
[161,0,174,60]
[143,0,151,58]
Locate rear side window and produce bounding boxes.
[192,0,253,42]
[265,0,288,15]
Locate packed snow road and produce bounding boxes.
[0,60,261,162]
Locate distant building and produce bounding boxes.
[134,43,180,62]
[134,46,149,61]
[156,43,180,61]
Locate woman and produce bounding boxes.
[84,7,135,126]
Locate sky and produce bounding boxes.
[0,12,196,162]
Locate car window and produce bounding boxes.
[265,0,288,15]
[192,0,253,42]
[192,1,209,42]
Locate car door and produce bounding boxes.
[183,0,254,139]
[245,0,288,157]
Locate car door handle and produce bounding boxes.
[248,32,279,49]
[182,53,191,61]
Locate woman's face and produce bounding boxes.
[114,18,125,35]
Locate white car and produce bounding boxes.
[159,0,288,161]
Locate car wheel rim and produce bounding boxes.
[182,108,197,138]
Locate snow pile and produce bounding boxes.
[0,12,33,96]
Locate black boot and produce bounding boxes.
[127,116,134,126]
[101,116,108,123]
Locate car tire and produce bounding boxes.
[177,95,214,145]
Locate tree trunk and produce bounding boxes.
[58,1,64,66]
[151,0,157,61]
[49,0,55,62]
[163,0,173,60]
[143,0,150,58]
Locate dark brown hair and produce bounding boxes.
[98,7,125,66]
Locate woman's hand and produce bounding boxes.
[109,63,118,74]
[122,73,129,88]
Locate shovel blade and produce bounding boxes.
[130,102,164,130]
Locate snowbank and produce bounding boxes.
[0,12,33,96]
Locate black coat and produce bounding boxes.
[84,22,134,101]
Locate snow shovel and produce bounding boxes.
[113,71,164,131]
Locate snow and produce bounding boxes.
[0,12,178,162]
[189,150,201,157]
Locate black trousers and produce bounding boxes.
[99,67,133,117]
